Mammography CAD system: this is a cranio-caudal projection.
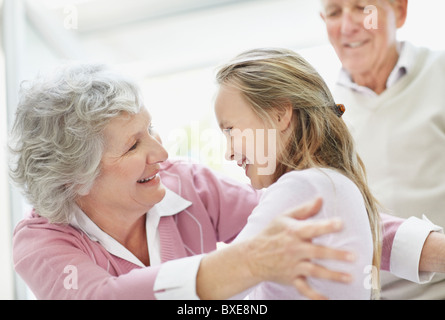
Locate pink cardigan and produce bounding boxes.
[12,159,401,299]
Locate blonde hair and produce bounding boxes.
[216,48,382,296]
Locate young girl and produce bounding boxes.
[214,48,381,300]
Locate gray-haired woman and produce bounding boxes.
[10,63,354,300]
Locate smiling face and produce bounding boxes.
[214,84,281,189]
[320,0,407,79]
[77,108,168,219]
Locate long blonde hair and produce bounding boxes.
[216,48,381,295]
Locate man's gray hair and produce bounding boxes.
[9,63,143,224]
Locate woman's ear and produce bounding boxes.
[75,184,91,197]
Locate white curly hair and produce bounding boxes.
[9,63,143,224]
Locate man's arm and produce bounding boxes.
[381,214,444,282]
[420,231,445,273]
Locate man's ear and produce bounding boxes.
[393,0,408,28]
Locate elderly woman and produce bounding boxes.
[10,63,355,300]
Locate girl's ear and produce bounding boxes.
[275,101,293,132]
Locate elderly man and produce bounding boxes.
[320,0,445,299]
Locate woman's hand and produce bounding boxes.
[196,197,355,300]
[244,197,355,300]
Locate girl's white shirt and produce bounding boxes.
[234,168,374,300]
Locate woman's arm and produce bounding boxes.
[14,199,354,300]
[196,198,354,300]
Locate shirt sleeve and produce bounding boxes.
[13,217,164,300]
[390,215,443,283]
[153,254,205,299]
[14,233,162,299]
